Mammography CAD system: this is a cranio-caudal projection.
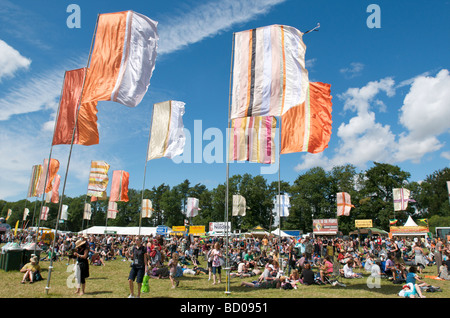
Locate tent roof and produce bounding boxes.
[404,216,419,227]
[78,226,160,236]
[271,228,292,237]
[349,228,389,236]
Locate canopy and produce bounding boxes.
[78,226,161,236]
[349,228,389,236]
[404,216,419,227]
[271,228,293,237]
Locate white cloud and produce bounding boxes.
[340,62,364,78]
[0,39,31,81]
[441,151,450,160]
[158,0,286,55]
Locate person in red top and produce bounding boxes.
[319,256,334,283]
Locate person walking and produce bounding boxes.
[74,238,89,296]
[211,242,223,285]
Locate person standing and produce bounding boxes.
[74,238,89,296]
[211,242,223,285]
[168,252,180,288]
[127,237,148,298]
[434,239,444,275]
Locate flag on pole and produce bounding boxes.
[14,220,19,236]
[83,203,92,220]
[87,161,110,198]
[51,68,100,146]
[232,194,246,216]
[27,165,43,198]
[36,158,60,196]
[229,116,277,164]
[389,219,398,225]
[230,24,309,119]
[337,192,354,216]
[107,201,118,219]
[6,209,12,220]
[273,194,290,217]
[447,181,450,203]
[186,197,200,218]
[141,199,153,218]
[110,170,129,202]
[81,11,158,108]
[61,205,69,221]
[281,82,333,154]
[45,174,61,204]
[23,208,29,221]
[40,206,49,221]
[393,188,415,211]
[418,218,428,226]
[147,100,186,160]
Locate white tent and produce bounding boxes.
[78,226,161,236]
[404,216,418,227]
[271,228,292,237]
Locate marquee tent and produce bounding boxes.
[78,226,161,236]
[389,216,429,239]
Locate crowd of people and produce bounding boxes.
[3,229,450,297]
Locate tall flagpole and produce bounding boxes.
[277,118,283,272]
[139,104,155,237]
[45,14,100,295]
[224,32,235,295]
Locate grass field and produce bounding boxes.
[0,256,448,300]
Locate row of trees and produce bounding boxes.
[1,163,450,235]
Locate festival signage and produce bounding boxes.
[313,219,338,235]
[209,222,231,233]
[355,219,373,228]
[189,226,205,236]
[172,226,186,232]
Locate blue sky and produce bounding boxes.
[1,0,449,202]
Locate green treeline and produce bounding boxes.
[1,163,450,235]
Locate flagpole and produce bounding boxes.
[45,14,99,295]
[139,103,155,236]
[277,118,283,272]
[224,32,235,295]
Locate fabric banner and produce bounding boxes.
[81,10,158,108]
[40,206,49,221]
[36,158,60,196]
[87,160,110,198]
[273,194,290,217]
[6,209,12,221]
[186,197,200,218]
[447,181,450,203]
[141,199,153,218]
[231,24,308,119]
[229,116,277,164]
[83,203,92,220]
[51,68,99,146]
[60,205,69,221]
[232,194,246,216]
[281,82,333,154]
[49,174,61,204]
[23,208,29,221]
[107,201,118,219]
[337,192,354,216]
[27,164,43,198]
[393,188,415,211]
[147,100,186,160]
[110,170,129,202]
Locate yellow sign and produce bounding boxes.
[172,226,186,232]
[189,226,205,235]
[355,220,373,228]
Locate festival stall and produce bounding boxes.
[389,216,430,239]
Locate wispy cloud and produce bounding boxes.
[340,62,365,79]
[158,0,286,55]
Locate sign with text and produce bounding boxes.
[313,219,338,235]
[189,225,205,235]
[355,219,373,228]
[209,222,231,233]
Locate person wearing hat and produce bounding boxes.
[74,238,89,295]
[20,255,41,284]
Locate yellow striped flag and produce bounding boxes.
[87,161,110,198]
[6,209,12,220]
[27,165,43,198]
[147,100,186,160]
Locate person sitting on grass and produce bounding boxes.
[20,256,41,284]
[240,277,282,289]
[299,263,315,285]
[398,282,426,298]
[343,259,363,278]
[406,265,430,289]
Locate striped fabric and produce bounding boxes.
[393,188,415,211]
[229,116,277,164]
[337,192,354,216]
[107,201,118,219]
[60,205,68,221]
[147,100,186,160]
[231,25,308,119]
[36,158,60,196]
[109,170,129,202]
[281,82,333,154]
[141,199,153,218]
[40,206,49,221]
[87,161,110,198]
[23,208,30,221]
[83,203,92,220]
[27,164,42,198]
[6,209,12,220]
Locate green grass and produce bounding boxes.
[0,257,449,299]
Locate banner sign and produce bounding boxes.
[355,219,373,228]
[313,219,338,235]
